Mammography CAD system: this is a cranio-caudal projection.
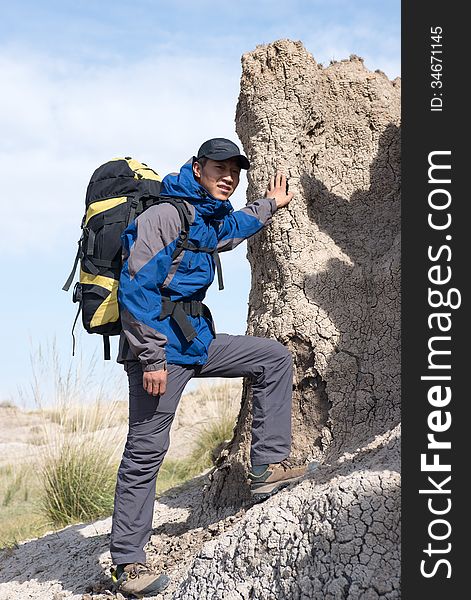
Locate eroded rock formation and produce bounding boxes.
[176,39,401,599]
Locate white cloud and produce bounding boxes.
[0,50,243,256]
[0,24,399,258]
[301,25,400,79]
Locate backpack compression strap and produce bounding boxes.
[61,191,149,292]
[159,196,224,290]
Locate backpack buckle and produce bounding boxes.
[72,282,83,304]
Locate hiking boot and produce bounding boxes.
[248,459,308,501]
[110,563,170,598]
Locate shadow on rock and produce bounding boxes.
[0,520,112,596]
[298,123,401,459]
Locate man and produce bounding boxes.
[110,138,308,597]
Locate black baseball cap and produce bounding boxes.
[196,138,250,170]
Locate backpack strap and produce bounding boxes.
[156,195,192,233]
[179,240,224,290]
[212,248,224,290]
[151,196,194,261]
[159,297,198,343]
[156,196,224,290]
[158,298,216,342]
[62,214,87,291]
[62,237,83,291]
[126,194,143,227]
[70,282,83,357]
[103,335,111,360]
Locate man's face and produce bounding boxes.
[193,157,241,200]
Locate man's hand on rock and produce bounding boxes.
[265,171,294,209]
[143,369,167,396]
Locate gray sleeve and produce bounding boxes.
[127,203,183,277]
[121,308,168,371]
[239,197,277,224]
[216,197,278,252]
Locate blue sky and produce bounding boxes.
[0,0,400,407]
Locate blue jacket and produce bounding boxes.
[117,160,277,370]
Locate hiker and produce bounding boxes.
[110,138,308,596]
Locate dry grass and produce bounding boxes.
[39,398,127,527]
[9,339,128,530]
[42,399,128,432]
[0,464,48,548]
[156,380,241,495]
[186,381,240,471]
[0,342,244,546]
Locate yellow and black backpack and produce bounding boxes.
[62,157,192,360]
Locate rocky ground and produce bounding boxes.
[0,473,247,600]
[0,427,400,600]
[0,379,244,600]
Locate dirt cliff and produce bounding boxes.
[177,39,401,599]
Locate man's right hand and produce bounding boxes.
[143,369,167,396]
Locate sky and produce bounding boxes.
[0,0,400,407]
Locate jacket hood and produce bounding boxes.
[160,160,234,220]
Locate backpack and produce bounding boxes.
[62,157,193,360]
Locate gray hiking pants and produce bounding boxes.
[110,333,293,565]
